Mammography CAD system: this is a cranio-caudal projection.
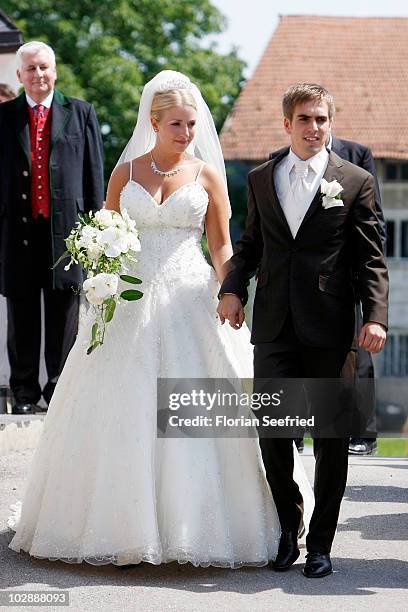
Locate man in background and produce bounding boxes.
[0,83,16,102]
[0,41,104,415]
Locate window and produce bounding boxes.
[379,334,408,377]
[385,162,408,182]
[384,218,408,258]
[386,220,395,258]
[401,222,408,258]
[402,164,408,181]
[386,163,398,181]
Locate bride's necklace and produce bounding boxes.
[150,152,184,177]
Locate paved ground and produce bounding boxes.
[0,450,407,612]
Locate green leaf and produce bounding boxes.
[91,323,98,343]
[104,297,116,322]
[120,274,142,284]
[52,250,70,269]
[120,289,143,301]
[87,341,100,355]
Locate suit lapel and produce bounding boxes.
[296,150,345,235]
[14,93,31,170]
[50,90,72,150]
[268,148,293,240]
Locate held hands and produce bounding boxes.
[217,294,245,330]
[358,322,387,353]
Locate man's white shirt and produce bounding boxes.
[25,91,54,109]
[274,146,329,238]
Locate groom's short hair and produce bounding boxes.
[282,84,335,121]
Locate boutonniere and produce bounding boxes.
[320,178,344,209]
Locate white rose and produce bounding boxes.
[114,216,127,230]
[83,273,118,305]
[127,232,141,252]
[121,208,137,230]
[75,225,100,250]
[82,225,100,239]
[321,178,343,198]
[84,287,104,306]
[86,243,103,260]
[97,227,129,257]
[94,209,118,228]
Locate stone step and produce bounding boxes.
[0,415,45,456]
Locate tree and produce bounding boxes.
[5,0,245,173]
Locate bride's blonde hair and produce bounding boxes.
[150,89,197,121]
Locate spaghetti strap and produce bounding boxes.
[195,162,205,181]
[129,161,133,182]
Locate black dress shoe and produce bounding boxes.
[35,404,48,414]
[12,402,37,415]
[303,552,332,578]
[349,438,377,455]
[272,530,300,571]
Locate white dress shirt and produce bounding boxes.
[274,146,329,238]
[25,91,54,109]
[326,133,333,150]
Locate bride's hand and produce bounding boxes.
[217,294,245,329]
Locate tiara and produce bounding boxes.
[157,77,192,91]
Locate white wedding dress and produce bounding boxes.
[9,170,314,567]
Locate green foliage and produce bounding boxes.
[104,297,116,322]
[5,0,245,175]
[120,289,143,301]
[120,274,142,284]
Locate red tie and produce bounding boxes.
[36,104,45,120]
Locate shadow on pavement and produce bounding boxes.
[337,513,408,541]
[344,485,408,503]
[1,530,407,597]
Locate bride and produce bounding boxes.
[9,70,313,567]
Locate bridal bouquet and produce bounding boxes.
[56,209,143,354]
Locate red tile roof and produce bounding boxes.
[220,15,408,160]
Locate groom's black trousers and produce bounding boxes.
[254,315,350,554]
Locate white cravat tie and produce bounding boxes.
[285,159,314,237]
[291,160,312,201]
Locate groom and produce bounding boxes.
[218,84,388,578]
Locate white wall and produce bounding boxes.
[0,52,19,93]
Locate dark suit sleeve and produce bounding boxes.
[219,174,264,305]
[359,146,386,245]
[352,173,389,328]
[83,104,104,213]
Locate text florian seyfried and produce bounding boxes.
[166,390,314,428]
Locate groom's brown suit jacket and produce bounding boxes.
[221,149,389,348]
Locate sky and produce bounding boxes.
[209,0,408,77]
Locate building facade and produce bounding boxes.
[220,15,408,384]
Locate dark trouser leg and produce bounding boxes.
[258,436,304,531]
[7,291,42,404]
[351,304,376,442]
[254,342,304,532]
[42,287,79,404]
[306,437,349,553]
[301,345,350,554]
[254,319,350,552]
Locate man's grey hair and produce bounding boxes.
[16,41,56,69]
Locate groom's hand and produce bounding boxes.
[358,322,387,353]
[217,294,245,329]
